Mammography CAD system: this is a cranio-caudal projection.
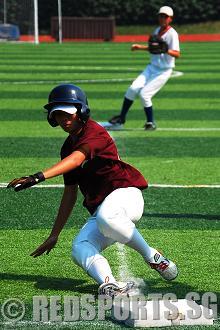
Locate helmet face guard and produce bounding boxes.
[44,84,90,127]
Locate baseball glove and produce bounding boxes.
[148,35,168,54]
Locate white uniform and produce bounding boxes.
[125,27,180,108]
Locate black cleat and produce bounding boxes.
[109,115,125,125]
[144,122,157,130]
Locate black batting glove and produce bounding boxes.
[7,172,45,192]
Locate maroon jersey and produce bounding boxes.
[61,119,148,214]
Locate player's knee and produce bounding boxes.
[72,241,82,266]
[71,240,99,271]
[125,86,138,100]
[96,214,111,238]
[96,210,134,244]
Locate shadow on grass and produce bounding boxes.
[143,213,220,221]
[0,273,97,295]
[135,279,220,307]
[2,273,219,298]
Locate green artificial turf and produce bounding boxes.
[0,42,219,329]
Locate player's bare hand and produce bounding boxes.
[131,44,140,51]
[30,235,58,258]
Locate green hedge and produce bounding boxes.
[45,0,220,25]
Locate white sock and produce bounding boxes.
[126,228,157,262]
[87,257,116,285]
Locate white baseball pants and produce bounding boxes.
[125,64,172,107]
[72,187,144,274]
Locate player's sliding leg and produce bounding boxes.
[71,218,134,297]
[126,229,178,280]
[72,218,116,284]
[72,240,116,284]
[96,187,178,281]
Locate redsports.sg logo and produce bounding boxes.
[0,292,217,323]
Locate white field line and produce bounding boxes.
[100,126,220,132]
[116,243,146,295]
[0,78,134,85]
[150,184,220,188]
[158,128,220,131]
[0,71,183,85]
[0,320,114,328]
[171,70,184,78]
[1,183,220,188]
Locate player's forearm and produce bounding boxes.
[131,44,148,51]
[139,45,148,51]
[50,185,78,237]
[167,50,180,58]
[7,151,86,192]
[43,151,86,180]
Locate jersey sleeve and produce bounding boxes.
[169,30,180,51]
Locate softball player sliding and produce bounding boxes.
[8,84,178,297]
[109,6,180,130]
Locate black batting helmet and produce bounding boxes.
[44,84,90,127]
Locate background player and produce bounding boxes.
[7,84,178,297]
[109,6,180,130]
